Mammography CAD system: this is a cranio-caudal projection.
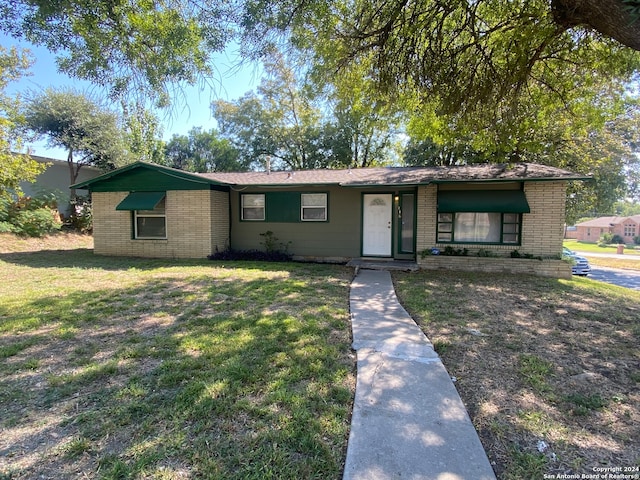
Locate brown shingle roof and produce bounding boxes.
[577,215,640,227]
[200,163,587,186]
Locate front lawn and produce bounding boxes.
[393,270,640,479]
[0,234,355,479]
[4,233,639,479]
[564,239,640,255]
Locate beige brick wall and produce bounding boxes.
[521,181,566,257]
[210,189,230,254]
[93,190,219,258]
[416,181,567,258]
[419,256,571,279]
[416,184,437,254]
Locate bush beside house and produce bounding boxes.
[0,193,62,236]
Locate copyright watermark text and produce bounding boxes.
[543,466,640,480]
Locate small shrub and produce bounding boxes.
[611,234,624,244]
[634,235,640,245]
[420,247,443,258]
[0,194,62,237]
[0,221,16,233]
[259,230,291,254]
[511,250,543,260]
[13,209,61,237]
[477,249,497,257]
[442,246,468,256]
[67,196,93,233]
[597,232,623,245]
[597,232,613,246]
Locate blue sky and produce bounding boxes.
[2,34,262,160]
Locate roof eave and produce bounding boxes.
[230,181,343,188]
[70,161,230,189]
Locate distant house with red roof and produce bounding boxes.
[575,215,640,243]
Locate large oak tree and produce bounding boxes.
[1,0,638,111]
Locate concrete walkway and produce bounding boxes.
[343,269,496,480]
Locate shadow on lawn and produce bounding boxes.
[0,248,200,271]
[0,270,354,479]
[0,248,347,276]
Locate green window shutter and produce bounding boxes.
[116,192,166,211]
[265,192,301,222]
[437,190,530,213]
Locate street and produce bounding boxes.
[587,266,640,290]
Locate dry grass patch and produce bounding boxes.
[583,256,640,270]
[0,231,93,253]
[393,270,640,479]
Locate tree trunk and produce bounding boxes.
[67,150,82,218]
[552,0,640,51]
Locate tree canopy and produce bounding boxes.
[212,55,402,170]
[2,0,640,216]
[121,101,165,165]
[2,0,639,112]
[0,45,45,200]
[163,127,245,172]
[0,0,233,107]
[23,88,129,198]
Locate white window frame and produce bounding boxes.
[241,194,266,221]
[134,198,167,239]
[301,193,327,221]
[624,224,635,237]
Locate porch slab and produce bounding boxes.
[347,258,419,272]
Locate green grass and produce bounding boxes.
[0,239,354,479]
[505,447,547,480]
[518,354,554,394]
[565,393,608,416]
[564,239,640,255]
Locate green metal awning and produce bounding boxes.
[116,191,166,211]
[438,190,530,213]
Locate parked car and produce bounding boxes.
[563,247,591,276]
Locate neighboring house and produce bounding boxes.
[72,162,588,277]
[564,225,578,239]
[574,216,640,243]
[19,155,102,216]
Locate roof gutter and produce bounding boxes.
[431,176,592,183]
[339,182,427,188]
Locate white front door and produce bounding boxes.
[362,194,393,256]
